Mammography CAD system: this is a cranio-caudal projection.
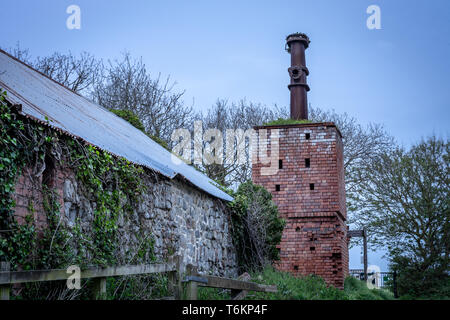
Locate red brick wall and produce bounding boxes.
[252,123,349,289]
[12,163,71,231]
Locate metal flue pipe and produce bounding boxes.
[286,33,310,120]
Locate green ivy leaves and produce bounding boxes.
[0,88,149,272]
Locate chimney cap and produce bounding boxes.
[286,33,310,51]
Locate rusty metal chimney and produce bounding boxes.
[286,33,310,120]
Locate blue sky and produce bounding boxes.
[2,0,450,270]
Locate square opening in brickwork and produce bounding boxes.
[278,159,283,169]
[310,246,315,251]
[309,183,315,190]
[333,271,338,275]
[293,265,299,271]
[275,184,281,191]
[295,227,301,232]
[305,133,310,140]
[305,158,310,168]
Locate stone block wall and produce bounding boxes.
[12,159,238,277]
[252,122,348,288]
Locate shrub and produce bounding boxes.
[110,109,169,149]
[228,181,285,272]
[110,109,146,132]
[390,254,450,299]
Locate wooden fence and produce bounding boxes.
[183,264,277,300]
[0,257,276,300]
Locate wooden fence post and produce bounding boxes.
[363,228,368,281]
[231,272,251,300]
[92,277,107,300]
[168,255,182,299]
[185,264,198,300]
[0,262,10,300]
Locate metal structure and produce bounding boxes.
[348,228,368,281]
[0,49,232,202]
[349,269,398,297]
[286,33,310,120]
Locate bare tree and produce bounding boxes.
[3,42,33,65]
[92,53,194,143]
[34,51,103,95]
[2,44,103,95]
[4,46,193,147]
[198,99,286,186]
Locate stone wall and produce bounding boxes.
[13,159,238,277]
[252,122,349,289]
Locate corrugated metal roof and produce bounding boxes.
[0,50,233,201]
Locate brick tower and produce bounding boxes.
[252,33,349,289]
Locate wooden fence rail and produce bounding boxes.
[0,255,181,300]
[183,264,277,300]
[0,258,277,300]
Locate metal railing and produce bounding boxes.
[349,268,398,298]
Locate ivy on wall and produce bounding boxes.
[0,91,23,220]
[0,90,29,269]
[0,90,157,298]
[68,143,148,266]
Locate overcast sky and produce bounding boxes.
[2,0,449,271]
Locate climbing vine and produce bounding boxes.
[0,91,24,226]
[0,90,30,269]
[0,89,156,299]
[68,143,147,266]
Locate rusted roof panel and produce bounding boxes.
[0,50,232,201]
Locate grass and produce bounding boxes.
[198,266,394,300]
[343,276,394,300]
[263,118,314,126]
